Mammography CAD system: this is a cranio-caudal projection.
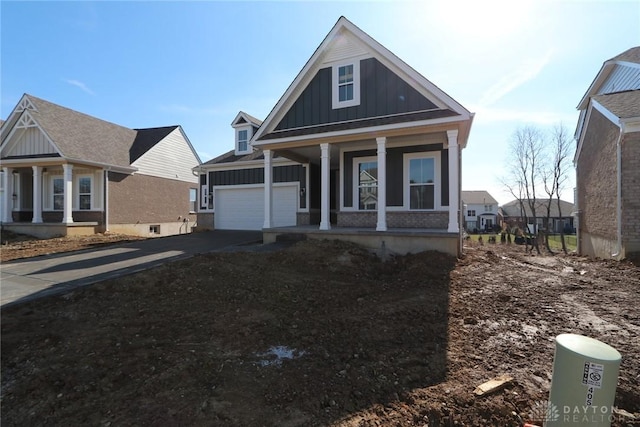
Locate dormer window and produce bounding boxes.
[232,111,263,155]
[332,61,360,109]
[238,129,248,152]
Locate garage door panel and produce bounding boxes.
[215,185,297,230]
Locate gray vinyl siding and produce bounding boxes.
[275,58,439,131]
[208,165,307,209]
[343,144,448,208]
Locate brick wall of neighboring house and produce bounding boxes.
[622,131,640,255]
[576,109,619,256]
[108,172,197,225]
[337,211,448,229]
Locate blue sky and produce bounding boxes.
[2,0,638,204]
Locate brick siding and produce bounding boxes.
[576,109,618,246]
[622,131,640,253]
[337,211,448,229]
[108,173,197,224]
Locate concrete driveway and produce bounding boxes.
[1,230,262,308]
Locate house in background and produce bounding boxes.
[196,16,474,256]
[501,199,575,234]
[0,94,201,238]
[461,190,500,232]
[574,46,640,259]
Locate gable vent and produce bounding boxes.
[323,31,370,64]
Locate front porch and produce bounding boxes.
[2,221,100,239]
[263,225,461,256]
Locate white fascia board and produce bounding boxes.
[255,114,468,147]
[253,17,472,143]
[577,63,613,110]
[197,157,301,173]
[574,99,622,165]
[591,99,622,127]
[65,158,138,174]
[176,126,202,164]
[0,111,64,157]
[621,117,640,133]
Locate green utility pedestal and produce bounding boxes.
[546,333,621,427]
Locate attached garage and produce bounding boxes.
[214,184,298,230]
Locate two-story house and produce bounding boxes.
[461,190,499,232]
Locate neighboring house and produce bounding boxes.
[196,17,474,255]
[461,190,500,232]
[574,46,640,259]
[0,94,201,238]
[501,199,575,234]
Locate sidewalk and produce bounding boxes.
[1,230,262,307]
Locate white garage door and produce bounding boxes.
[214,185,298,230]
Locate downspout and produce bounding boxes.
[104,169,110,233]
[611,125,623,259]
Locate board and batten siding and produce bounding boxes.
[274,58,439,131]
[5,127,57,157]
[599,64,640,95]
[131,128,199,183]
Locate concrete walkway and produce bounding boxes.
[1,230,262,308]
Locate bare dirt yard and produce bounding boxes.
[1,234,639,426]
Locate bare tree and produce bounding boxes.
[542,123,573,254]
[502,126,546,254]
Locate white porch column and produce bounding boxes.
[319,143,331,231]
[32,166,43,223]
[62,163,74,224]
[3,167,14,223]
[446,130,460,233]
[376,137,387,231]
[263,149,273,229]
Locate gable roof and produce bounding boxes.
[592,90,640,122]
[253,16,473,147]
[232,111,263,128]
[501,199,575,218]
[577,46,640,110]
[461,191,498,205]
[1,94,197,173]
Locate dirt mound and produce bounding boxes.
[2,240,638,426]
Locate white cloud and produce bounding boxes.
[478,51,554,107]
[64,79,95,95]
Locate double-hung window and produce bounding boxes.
[467,209,476,217]
[78,176,92,210]
[408,157,436,210]
[238,130,248,152]
[356,159,378,210]
[53,177,64,211]
[332,61,360,109]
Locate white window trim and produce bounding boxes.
[403,151,441,211]
[51,175,64,211]
[332,60,360,109]
[235,127,252,155]
[352,156,378,211]
[76,175,94,211]
[189,188,197,213]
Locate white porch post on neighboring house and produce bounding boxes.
[32,166,43,223]
[376,137,387,231]
[446,130,460,233]
[3,167,14,223]
[319,143,331,230]
[263,149,273,229]
[62,163,74,224]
